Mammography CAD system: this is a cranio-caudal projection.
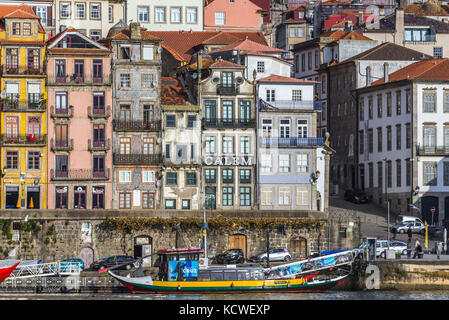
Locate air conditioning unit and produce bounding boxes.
[199,258,209,267]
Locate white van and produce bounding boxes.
[396,215,423,225]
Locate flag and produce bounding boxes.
[113,256,117,264]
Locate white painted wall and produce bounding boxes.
[245,55,292,79]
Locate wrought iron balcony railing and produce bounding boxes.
[50,168,110,181]
[1,65,45,76]
[216,84,239,95]
[48,73,111,85]
[113,153,162,165]
[88,106,111,119]
[88,138,110,152]
[50,105,73,118]
[1,134,47,146]
[417,145,449,156]
[259,99,315,111]
[202,118,256,129]
[112,120,161,132]
[51,138,74,152]
[1,99,47,112]
[260,137,324,147]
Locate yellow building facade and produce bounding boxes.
[0,5,47,209]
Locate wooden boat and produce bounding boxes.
[108,248,351,294]
[0,262,20,284]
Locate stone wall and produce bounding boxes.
[0,210,360,265]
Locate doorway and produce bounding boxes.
[421,196,439,225]
[5,186,19,208]
[27,186,40,209]
[134,235,152,266]
[289,237,307,259]
[229,234,247,258]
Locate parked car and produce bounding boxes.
[344,189,368,204]
[91,255,136,270]
[396,215,423,225]
[393,221,425,234]
[250,248,292,263]
[354,239,407,259]
[59,258,85,272]
[213,249,245,265]
[388,241,408,256]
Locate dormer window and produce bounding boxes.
[23,23,31,36]
[12,22,20,36]
[120,46,130,59]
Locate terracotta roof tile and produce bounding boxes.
[209,38,285,54]
[210,59,246,68]
[0,4,39,19]
[161,77,191,106]
[370,58,449,86]
[257,74,317,83]
[340,31,372,40]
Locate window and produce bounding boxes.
[297,119,308,138]
[171,7,181,23]
[406,89,411,113]
[433,47,443,58]
[222,100,233,122]
[387,126,392,151]
[321,75,326,94]
[22,23,31,36]
[387,161,392,188]
[187,115,196,128]
[142,137,154,155]
[262,119,272,136]
[221,72,233,88]
[182,199,190,210]
[404,28,435,42]
[186,172,197,185]
[239,100,250,124]
[215,12,225,25]
[166,114,176,127]
[261,153,272,173]
[93,92,105,113]
[396,125,401,150]
[308,52,312,70]
[423,92,436,112]
[444,162,449,186]
[359,101,364,121]
[76,3,85,18]
[55,59,66,81]
[143,193,154,209]
[222,136,234,154]
[424,127,436,150]
[142,170,155,183]
[396,160,402,187]
[187,7,198,23]
[377,127,383,152]
[138,7,149,22]
[93,60,103,82]
[119,193,131,209]
[90,30,101,41]
[266,89,275,102]
[279,154,291,173]
[423,163,437,186]
[378,162,383,189]
[240,169,251,183]
[155,7,166,23]
[222,187,233,206]
[406,159,411,187]
[257,61,265,73]
[279,187,291,205]
[165,199,176,209]
[119,105,131,121]
[296,153,308,173]
[74,186,87,209]
[240,187,251,206]
[120,46,130,59]
[6,151,18,169]
[74,60,84,80]
[377,94,383,118]
[387,93,392,116]
[406,123,411,149]
[280,119,290,138]
[368,129,373,153]
[142,73,155,88]
[92,186,105,209]
[36,7,47,26]
[205,136,216,154]
[55,155,68,175]
[205,169,216,183]
[55,187,68,209]
[119,170,132,183]
[143,105,154,123]
[166,172,177,185]
[12,22,20,36]
[55,92,68,113]
[395,91,401,115]
[165,144,170,158]
[240,136,250,154]
[292,90,302,101]
[27,116,41,137]
[108,5,113,22]
[90,3,101,20]
[359,130,364,155]
[119,74,131,88]
[60,3,70,18]
[222,169,234,183]
[368,163,374,188]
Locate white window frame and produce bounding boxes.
[205,136,216,154]
[119,170,132,183]
[297,119,308,138]
[138,7,149,22]
[292,89,302,101]
[119,73,131,88]
[155,7,166,23]
[278,187,291,205]
[76,3,85,19]
[171,7,181,23]
[215,12,225,25]
[260,153,272,173]
[222,136,233,154]
[279,154,291,173]
[142,170,155,183]
[60,3,70,18]
[296,153,308,173]
[240,136,250,154]
[90,3,101,20]
[187,7,197,24]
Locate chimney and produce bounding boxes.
[130,22,141,40]
[366,66,372,86]
[395,9,404,45]
[383,62,389,83]
[358,11,364,25]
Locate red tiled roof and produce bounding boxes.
[209,38,285,54]
[257,74,317,83]
[319,29,347,39]
[340,31,372,40]
[283,5,306,14]
[108,26,162,42]
[370,58,449,86]
[404,3,449,16]
[146,31,268,62]
[161,77,191,105]
[47,28,110,52]
[0,4,45,33]
[210,59,246,68]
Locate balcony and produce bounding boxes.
[202,118,256,129]
[260,137,324,147]
[1,99,46,112]
[112,120,161,132]
[259,99,315,111]
[88,138,110,152]
[48,73,111,86]
[417,145,449,156]
[113,153,162,165]
[50,168,110,181]
[50,105,73,118]
[1,65,45,76]
[51,138,74,152]
[1,134,47,146]
[216,84,239,95]
[88,106,111,119]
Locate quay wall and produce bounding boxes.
[340,260,449,291]
[0,210,360,264]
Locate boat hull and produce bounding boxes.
[0,262,20,284]
[109,272,349,294]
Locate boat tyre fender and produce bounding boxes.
[177,285,181,291]
[231,282,234,288]
[60,286,68,293]
[36,285,43,293]
[287,282,291,288]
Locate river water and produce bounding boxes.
[1,290,449,300]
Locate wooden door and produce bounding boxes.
[229,234,247,258]
[289,237,307,259]
[80,247,94,269]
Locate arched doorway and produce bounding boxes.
[134,235,153,266]
[421,196,439,225]
[229,234,247,258]
[79,247,94,269]
[289,237,307,259]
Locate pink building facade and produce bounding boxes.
[204,0,264,31]
[46,29,112,209]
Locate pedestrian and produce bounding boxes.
[435,241,438,255]
[393,226,397,240]
[407,225,412,240]
[413,241,422,259]
[437,242,442,260]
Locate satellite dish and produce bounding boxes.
[157,47,163,54]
